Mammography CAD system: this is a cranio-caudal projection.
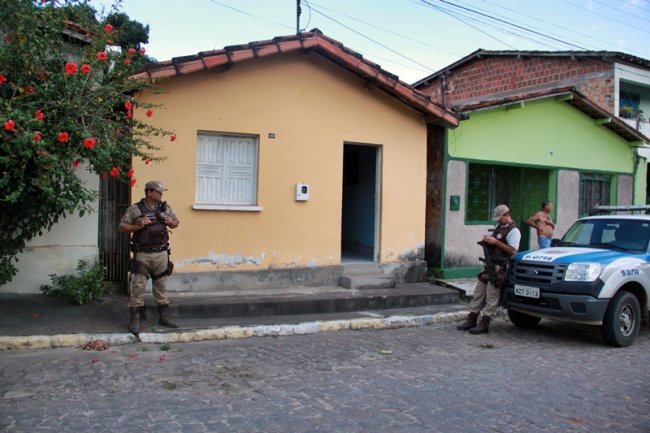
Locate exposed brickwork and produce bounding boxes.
[419,56,615,112]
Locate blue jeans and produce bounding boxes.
[538,236,552,249]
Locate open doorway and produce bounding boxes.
[341,143,380,262]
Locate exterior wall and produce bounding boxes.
[420,57,615,112]
[448,98,634,173]
[135,53,427,281]
[443,160,488,268]
[556,170,580,237]
[618,175,633,206]
[1,167,100,293]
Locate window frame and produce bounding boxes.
[193,131,262,212]
[579,172,612,217]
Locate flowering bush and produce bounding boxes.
[0,0,172,285]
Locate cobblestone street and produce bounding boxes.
[1,317,649,433]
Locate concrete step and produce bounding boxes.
[338,274,396,290]
[144,283,459,319]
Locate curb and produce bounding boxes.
[0,310,470,351]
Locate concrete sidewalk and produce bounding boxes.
[0,283,470,350]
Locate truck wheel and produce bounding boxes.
[507,309,542,328]
[602,291,641,347]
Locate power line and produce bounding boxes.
[562,0,650,36]
[430,0,588,50]
[306,0,461,58]
[207,0,293,31]
[417,0,517,49]
[302,2,438,73]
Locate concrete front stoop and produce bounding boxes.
[339,263,396,290]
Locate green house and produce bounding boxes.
[427,87,648,278]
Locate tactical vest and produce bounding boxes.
[130,200,169,250]
[490,221,518,265]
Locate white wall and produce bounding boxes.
[1,167,100,294]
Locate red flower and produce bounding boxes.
[145,158,152,165]
[64,62,77,75]
[24,85,34,94]
[110,166,119,177]
[83,137,95,149]
[57,132,69,143]
[139,47,146,56]
[123,58,131,66]
[81,64,91,74]
[37,69,47,80]
[127,48,136,56]
[0,74,6,84]
[130,177,137,187]
[145,109,153,117]
[126,168,134,177]
[97,51,108,61]
[4,120,15,131]
[159,355,166,361]
[104,23,113,33]
[33,132,42,142]
[170,133,177,142]
[35,109,44,121]
[72,159,80,168]
[124,101,133,110]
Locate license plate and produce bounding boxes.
[514,284,540,299]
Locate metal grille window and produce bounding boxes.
[579,173,611,216]
[466,163,549,223]
[195,132,259,206]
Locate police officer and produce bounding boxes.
[457,204,520,334]
[119,180,180,334]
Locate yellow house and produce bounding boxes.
[132,30,458,291]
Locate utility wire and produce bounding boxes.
[428,1,564,50]
[591,0,650,25]
[417,0,517,49]
[306,0,462,58]
[562,0,650,36]
[468,0,630,52]
[430,0,588,50]
[304,4,438,73]
[207,0,293,31]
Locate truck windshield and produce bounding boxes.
[559,219,650,253]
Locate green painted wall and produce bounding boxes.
[447,97,635,174]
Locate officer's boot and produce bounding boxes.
[456,312,479,331]
[469,315,491,334]
[158,304,178,328]
[128,307,140,334]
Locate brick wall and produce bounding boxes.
[419,56,615,112]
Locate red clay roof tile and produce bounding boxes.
[136,30,458,127]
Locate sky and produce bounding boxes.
[90,0,650,84]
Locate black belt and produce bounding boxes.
[132,244,169,253]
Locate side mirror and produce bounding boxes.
[550,238,560,247]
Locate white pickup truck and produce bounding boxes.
[503,206,650,347]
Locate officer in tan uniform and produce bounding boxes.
[456,204,520,334]
[119,180,180,334]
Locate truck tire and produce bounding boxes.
[507,309,542,328]
[602,291,641,347]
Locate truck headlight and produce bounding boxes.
[565,263,602,282]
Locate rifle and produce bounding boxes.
[477,229,497,285]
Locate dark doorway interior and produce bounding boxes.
[341,144,378,262]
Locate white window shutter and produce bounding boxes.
[196,133,257,205]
